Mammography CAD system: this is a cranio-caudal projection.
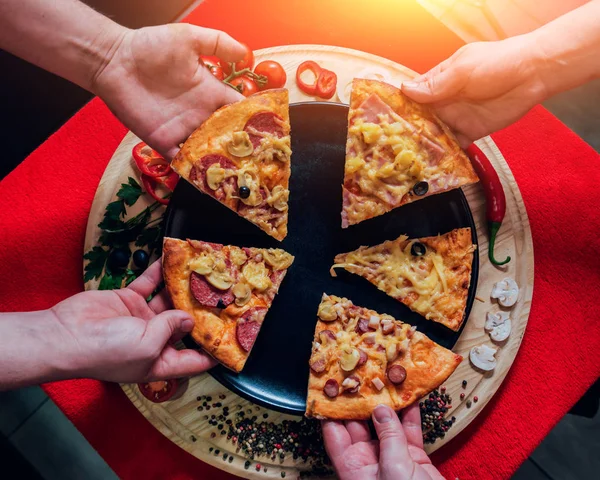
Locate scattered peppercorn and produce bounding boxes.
[474,396,479,403]
[419,388,455,444]
[460,393,465,400]
[466,400,472,408]
[462,380,467,388]
[281,472,286,478]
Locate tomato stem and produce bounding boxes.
[223,64,267,86]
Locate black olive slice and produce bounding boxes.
[411,242,426,256]
[239,186,251,199]
[412,181,429,196]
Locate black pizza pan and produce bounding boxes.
[165,102,479,416]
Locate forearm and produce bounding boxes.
[0,310,78,390]
[0,0,127,93]
[528,0,600,98]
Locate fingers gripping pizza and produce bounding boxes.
[162,237,294,372]
[171,89,291,241]
[341,79,478,227]
[331,228,476,331]
[305,294,462,420]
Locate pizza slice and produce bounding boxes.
[305,294,462,420]
[331,228,476,331]
[171,89,291,241]
[162,237,294,372]
[341,79,478,227]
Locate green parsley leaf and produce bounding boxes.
[117,177,143,206]
[99,273,124,290]
[124,268,137,286]
[135,224,163,251]
[98,200,127,232]
[83,246,110,282]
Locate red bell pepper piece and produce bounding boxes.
[296,61,322,96]
[132,142,171,178]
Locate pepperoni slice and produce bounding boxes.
[236,307,267,352]
[243,112,285,149]
[319,330,336,344]
[310,357,326,373]
[355,318,369,334]
[357,349,368,367]
[189,272,234,308]
[190,154,238,200]
[323,379,339,398]
[387,364,407,385]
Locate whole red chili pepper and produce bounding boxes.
[466,144,511,266]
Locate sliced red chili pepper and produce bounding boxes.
[316,69,337,99]
[132,142,171,178]
[466,144,511,266]
[296,61,322,96]
[156,170,179,191]
[141,174,170,205]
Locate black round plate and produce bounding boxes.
[165,102,479,415]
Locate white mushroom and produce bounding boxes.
[491,277,519,307]
[469,344,498,371]
[485,312,512,342]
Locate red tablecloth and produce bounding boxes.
[1,0,599,479]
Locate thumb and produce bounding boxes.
[402,61,464,103]
[187,25,247,62]
[144,310,195,348]
[372,404,412,472]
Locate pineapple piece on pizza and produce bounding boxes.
[162,237,294,372]
[331,228,476,331]
[305,294,462,420]
[171,89,291,241]
[341,79,478,227]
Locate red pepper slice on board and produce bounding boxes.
[316,69,337,99]
[141,174,171,205]
[132,142,171,178]
[296,61,322,96]
[466,144,511,266]
[138,379,178,403]
[156,170,179,191]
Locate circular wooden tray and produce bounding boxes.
[83,45,534,479]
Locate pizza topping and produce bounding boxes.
[412,181,429,196]
[371,377,385,392]
[363,333,376,345]
[267,185,289,212]
[381,318,395,335]
[232,282,252,307]
[491,278,519,307]
[324,379,340,398]
[236,307,267,352]
[340,346,360,372]
[238,185,251,199]
[410,242,426,257]
[189,253,214,275]
[318,299,338,322]
[227,131,254,157]
[341,374,361,393]
[387,364,407,385]
[261,248,294,270]
[386,343,399,362]
[190,271,234,308]
[485,311,512,342]
[357,349,368,367]
[310,356,326,373]
[206,164,227,191]
[243,112,285,149]
[469,344,497,371]
[229,247,248,266]
[355,318,369,334]
[319,330,337,345]
[242,260,272,292]
[368,315,380,329]
[237,171,263,206]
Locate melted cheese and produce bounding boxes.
[332,239,453,322]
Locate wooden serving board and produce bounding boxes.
[83,45,534,479]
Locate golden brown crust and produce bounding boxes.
[171,89,291,241]
[332,228,475,331]
[162,237,292,372]
[342,79,478,227]
[305,294,462,420]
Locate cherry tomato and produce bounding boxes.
[138,379,178,403]
[253,60,287,90]
[230,76,259,97]
[200,55,224,81]
[222,44,254,76]
[316,69,337,99]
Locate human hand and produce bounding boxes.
[92,23,246,159]
[50,260,216,383]
[322,403,444,480]
[402,37,548,146]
